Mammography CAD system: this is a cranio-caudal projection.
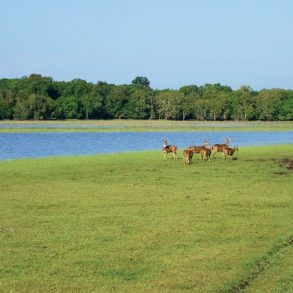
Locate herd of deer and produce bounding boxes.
[162,138,239,164]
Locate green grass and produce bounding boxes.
[0,145,293,292]
[0,119,293,132]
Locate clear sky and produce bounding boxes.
[1,0,293,90]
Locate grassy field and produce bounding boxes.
[0,119,293,132]
[0,145,293,292]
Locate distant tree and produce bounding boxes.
[104,86,130,118]
[26,94,54,120]
[179,85,199,96]
[278,91,293,120]
[231,86,256,120]
[131,76,150,88]
[221,95,233,120]
[0,74,292,121]
[123,88,152,119]
[0,100,9,119]
[95,81,114,99]
[62,79,92,97]
[79,93,103,119]
[194,99,210,120]
[256,89,284,120]
[154,90,183,120]
[54,96,82,119]
[0,79,18,118]
[176,94,194,120]
[208,98,223,121]
[13,97,29,120]
[279,100,293,120]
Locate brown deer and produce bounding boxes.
[212,137,230,158]
[162,145,178,160]
[222,146,238,160]
[187,140,210,152]
[200,147,211,162]
[186,145,204,153]
[183,149,194,164]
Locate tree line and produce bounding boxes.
[0,74,292,121]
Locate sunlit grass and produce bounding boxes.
[0,119,292,132]
[0,145,292,292]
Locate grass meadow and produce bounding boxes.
[0,119,293,132]
[0,145,293,292]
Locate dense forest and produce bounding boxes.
[0,74,292,121]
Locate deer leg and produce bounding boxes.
[183,156,187,164]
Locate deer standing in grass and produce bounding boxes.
[162,139,178,160]
[186,145,204,153]
[212,137,230,158]
[188,140,211,162]
[200,147,211,162]
[199,140,212,162]
[222,146,238,160]
[183,149,194,164]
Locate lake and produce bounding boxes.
[0,131,293,160]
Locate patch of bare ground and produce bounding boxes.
[282,158,293,170]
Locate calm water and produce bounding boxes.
[0,131,293,160]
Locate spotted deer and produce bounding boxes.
[162,145,178,160]
[183,149,194,164]
[212,137,230,158]
[222,146,238,160]
[200,147,211,162]
[186,145,204,153]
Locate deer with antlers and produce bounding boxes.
[186,140,211,162]
[212,137,230,158]
[186,145,204,153]
[162,139,178,160]
[222,146,238,160]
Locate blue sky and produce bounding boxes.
[1,0,293,90]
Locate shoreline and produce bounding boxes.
[0,144,292,162]
[0,120,292,133]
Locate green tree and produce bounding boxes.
[208,98,223,121]
[123,88,152,119]
[179,85,199,96]
[13,97,29,120]
[131,76,150,88]
[26,94,54,120]
[104,86,130,118]
[0,100,9,119]
[54,96,82,119]
[256,89,284,120]
[231,86,256,120]
[194,99,210,120]
[154,90,183,120]
[278,92,293,120]
[176,94,194,120]
[79,93,103,119]
[61,79,92,97]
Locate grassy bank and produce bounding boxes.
[0,119,293,132]
[0,145,293,292]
